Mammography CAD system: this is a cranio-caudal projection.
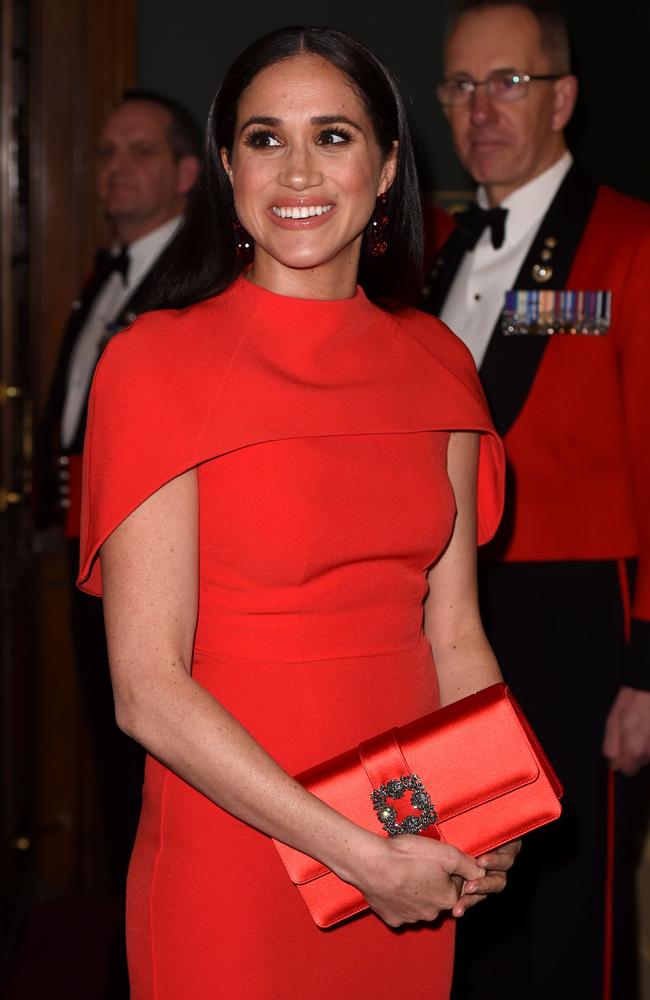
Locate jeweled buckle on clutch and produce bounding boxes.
[371,774,438,837]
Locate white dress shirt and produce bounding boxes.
[60,216,181,448]
[440,152,573,368]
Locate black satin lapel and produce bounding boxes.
[69,276,151,453]
[34,260,115,522]
[422,227,469,316]
[480,165,599,436]
[41,262,113,434]
[111,279,149,330]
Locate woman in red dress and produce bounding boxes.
[78,26,518,999]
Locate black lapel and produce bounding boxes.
[422,226,471,316]
[67,275,152,453]
[43,261,113,426]
[480,164,599,436]
[110,274,151,330]
[34,258,114,522]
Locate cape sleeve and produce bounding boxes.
[473,422,504,548]
[78,302,505,597]
[396,310,505,549]
[77,311,211,596]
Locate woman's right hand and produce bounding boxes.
[349,833,485,928]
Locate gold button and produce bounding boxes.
[532,263,553,283]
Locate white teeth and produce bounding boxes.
[271,205,333,219]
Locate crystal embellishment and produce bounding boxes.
[371,774,438,838]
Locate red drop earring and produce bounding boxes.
[368,193,389,257]
[232,216,254,259]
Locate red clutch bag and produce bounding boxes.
[273,682,563,928]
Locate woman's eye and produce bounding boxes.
[317,127,353,146]
[244,130,281,148]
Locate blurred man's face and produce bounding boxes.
[442,5,575,204]
[96,100,192,241]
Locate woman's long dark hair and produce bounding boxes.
[140,26,424,312]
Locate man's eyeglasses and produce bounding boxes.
[437,68,563,107]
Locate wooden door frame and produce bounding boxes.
[27,0,135,895]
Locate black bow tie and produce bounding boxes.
[455,203,508,250]
[95,244,130,284]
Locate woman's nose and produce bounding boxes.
[278,144,323,189]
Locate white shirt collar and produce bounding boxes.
[476,151,573,248]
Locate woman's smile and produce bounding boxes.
[269,200,336,228]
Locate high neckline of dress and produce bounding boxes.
[228,273,373,324]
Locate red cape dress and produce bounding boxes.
[78,276,504,1000]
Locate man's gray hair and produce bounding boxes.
[445,0,572,76]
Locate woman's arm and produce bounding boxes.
[101,467,484,927]
[424,431,520,914]
[424,431,502,706]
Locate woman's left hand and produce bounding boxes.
[451,839,522,918]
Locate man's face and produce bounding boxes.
[442,5,575,202]
[96,100,191,239]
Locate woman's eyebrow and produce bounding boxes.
[238,114,362,132]
[310,115,362,130]
[239,115,280,132]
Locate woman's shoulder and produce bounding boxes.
[381,305,504,546]
[96,293,238,388]
[101,298,228,372]
[390,306,480,389]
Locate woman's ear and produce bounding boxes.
[220,148,234,183]
[378,140,398,197]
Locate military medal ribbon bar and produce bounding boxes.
[501,289,612,336]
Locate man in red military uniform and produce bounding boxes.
[422,2,650,997]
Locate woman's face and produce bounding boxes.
[221,53,397,294]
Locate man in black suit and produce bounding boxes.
[36,89,200,997]
[423,2,650,997]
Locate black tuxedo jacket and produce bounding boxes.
[35,253,150,528]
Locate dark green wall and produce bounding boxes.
[137,1,649,202]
